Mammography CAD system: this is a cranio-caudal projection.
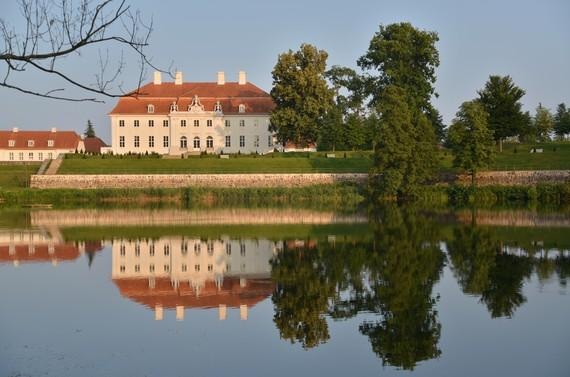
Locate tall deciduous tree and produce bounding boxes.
[477,75,526,149]
[85,120,96,138]
[270,44,334,148]
[554,103,570,140]
[448,101,494,186]
[534,103,554,142]
[360,23,440,198]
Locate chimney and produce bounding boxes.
[153,71,162,85]
[238,71,247,85]
[51,127,57,133]
[12,127,18,133]
[175,71,183,85]
[217,71,225,85]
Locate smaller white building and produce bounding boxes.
[0,128,84,162]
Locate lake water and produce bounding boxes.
[1,207,569,376]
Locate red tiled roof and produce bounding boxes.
[113,277,274,310]
[83,137,108,153]
[109,82,275,115]
[0,241,103,264]
[0,130,82,150]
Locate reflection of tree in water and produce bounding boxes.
[359,205,444,370]
[270,205,445,370]
[447,224,533,318]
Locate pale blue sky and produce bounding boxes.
[1,0,569,142]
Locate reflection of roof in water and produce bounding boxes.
[113,277,274,310]
[0,241,103,264]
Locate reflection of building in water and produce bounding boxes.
[0,229,103,267]
[111,237,280,321]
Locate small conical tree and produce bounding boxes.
[448,101,495,186]
[85,120,96,138]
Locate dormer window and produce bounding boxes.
[214,101,223,112]
[48,140,54,147]
[238,104,246,113]
[28,140,34,147]
[147,104,155,113]
[8,140,15,147]
[170,102,178,112]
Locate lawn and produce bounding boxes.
[0,164,41,189]
[58,153,374,174]
[492,142,570,171]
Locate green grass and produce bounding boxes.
[58,153,373,174]
[491,142,570,171]
[0,164,40,189]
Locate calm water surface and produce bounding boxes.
[0,207,569,376]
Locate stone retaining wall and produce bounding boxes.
[456,170,570,186]
[30,173,368,189]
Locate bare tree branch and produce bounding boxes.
[0,0,169,102]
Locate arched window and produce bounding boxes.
[238,104,246,113]
[193,136,200,149]
[206,136,214,148]
[147,104,155,113]
[180,136,187,149]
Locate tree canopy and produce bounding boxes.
[85,120,96,138]
[554,103,570,139]
[270,44,334,147]
[477,75,527,142]
[534,103,554,142]
[447,101,495,186]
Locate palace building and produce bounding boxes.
[109,71,277,155]
[0,128,84,162]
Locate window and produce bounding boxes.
[119,136,125,148]
[239,135,245,148]
[135,264,140,272]
[9,152,14,161]
[208,264,213,272]
[194,120,199,127]
[119,120,125,127]
[207,242,214,255]
[28,152,34,160]
[163,120,169,127]
[225,135,231,148]
[28,140,34,147]
[149,136,154,148]
[254,135,260,148]
[150,264,155,273]
[194,264,200,272]
[240,243,246,256]
[163,136,169,148]
[268,135,274,147]
[48,153,53,159]
[225,120,231,127]
[135,244,140,256]
[120,265,126,273]
[48,140,54,147]
[164,264,170,272]
[181,120,187,127]
[254,119,259,127]
[239,104,245,113]
[181,242,188,255]
[8,140,15,147]
[194,243,201,254]
[134,120,140,127]
[164,244,170,256]
[120,244,126,256]
[239,120,245,127]
[38,152,43,160]
[226,264,231,272]
[18,152,23,161]
[182,264,187,272]
[147,104,154,113]
[134,136,140,148]
[226,243,231,255]
[170,103,178,112]
[148,120,154,127]
[193,136,200,149]
[180,136,187,149]
[207,119,212,127]
[206,136,213,148]
[149,243,155,256]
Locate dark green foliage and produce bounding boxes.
[270,44,334,147]
[84,120,96,138]
[477,75,527,141]
[534,103,554,142]
[554,103,570,139]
